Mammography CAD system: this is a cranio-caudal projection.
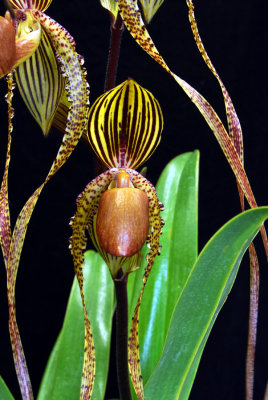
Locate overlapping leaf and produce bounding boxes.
[37,251,115,400]
[144,207,268,399]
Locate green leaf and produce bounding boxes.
[0,377,15,400]
[128,151,199,385]
[144,207,268,399]
[37,250,115,400]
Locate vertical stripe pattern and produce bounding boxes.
[15,29,65,135]
[9,0,52,12]
[88,79,163,170]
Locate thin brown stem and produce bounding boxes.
[104,13,124,92]
[114,270,132,400]
[246,243,259,400]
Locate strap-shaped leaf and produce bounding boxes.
[117,0,268,257]
[37,250,115,400]
[15,30,65,136]
[88,79,163,170]
[139,0,165,24]
[127,170,163,400]
[9,0,52,12]
[144,207,268,399]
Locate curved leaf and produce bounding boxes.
[37,250,115,400]
[0,377,15,400]
[144,207,268,399]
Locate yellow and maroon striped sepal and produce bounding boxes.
[9,0,52,12]
[87,79,163,170]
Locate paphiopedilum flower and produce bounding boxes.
[70,79,164,399]
[0,1,89,399]
[0,0,88,136]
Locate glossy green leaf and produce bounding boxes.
[144,207,268,399]
[0,377,15,400]
[37,250,115,400]
[128,151,199,386]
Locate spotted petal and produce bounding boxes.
[127,170,164,399]
[70,170,115,399]
[118,0,268,257]
[15,29,65,135]
[9,0,52,12]
[2,12,89,399]
[88,79,163,170]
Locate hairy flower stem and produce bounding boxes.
[104,13,124,92]
[114,270,132,400]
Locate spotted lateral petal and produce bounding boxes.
[0,74,14,267]
[139,0,165,24]
[126,170,163,400]
[4,13,89,399]
[15,29,65,135]
[88,79,163,170]
[9,0,52,12]
[70,170,114,399]
[118,0,268,257]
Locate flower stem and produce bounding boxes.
[114,270,132,400]
[104,13,124,92]
[246,243,259,400]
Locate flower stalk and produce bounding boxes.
[114,270,132,400]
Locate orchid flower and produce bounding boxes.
[0,1,89,398]
[70,79,164,399]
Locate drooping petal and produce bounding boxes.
[127,170,164,400]
[9,0,52,12]
[88,79,163,170]
[0,74,14,267]
[4,13,89,399]
[70,170,115,399]
[52,90,70,134]
[15,29,65,135]
[118,0,268,258]
[32,11,89,177]
[139,0,165,24]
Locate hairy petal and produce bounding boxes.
[70,170,114,399]
[4,13,89,399]
[127,170,163,399]
[0,74,14,267]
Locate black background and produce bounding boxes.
[0,0,267,399]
